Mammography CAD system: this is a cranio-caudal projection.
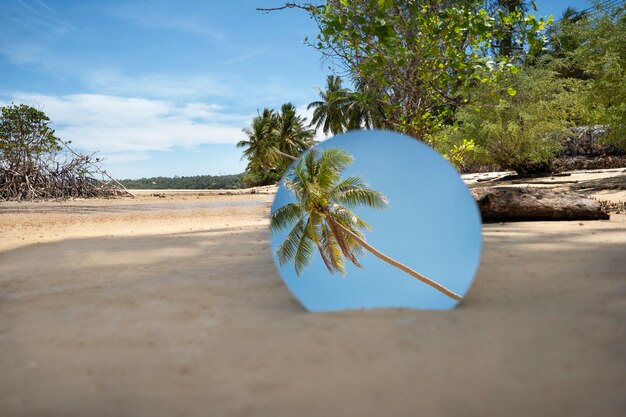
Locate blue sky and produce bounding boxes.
[0,0,592,179]
[271,131,482,312]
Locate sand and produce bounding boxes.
[1,175,625,417]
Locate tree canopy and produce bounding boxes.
[299,0,549,140]
[247,1,626,175]
[238,103,315,186]
[0,104,62,171]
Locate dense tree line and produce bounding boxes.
[119,174,243,190]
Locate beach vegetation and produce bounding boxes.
[435,1,626,172]
[0,104,63,169]
[238,103,315,186]
[560,2,626,147]
[0,104,127,200]
[434,67,583,173]
[297,0,548,141]
[255,0,625,174]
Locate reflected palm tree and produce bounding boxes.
[271,147,461,301]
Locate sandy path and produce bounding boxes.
[1,193,625,417]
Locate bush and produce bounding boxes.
[540,2,626,149]
[240,169,282,188]
[0,103,126,200]
[434,68,586,173]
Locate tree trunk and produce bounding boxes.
[277,150,297,161]
[328,217,462,301]
[472,187,610,222]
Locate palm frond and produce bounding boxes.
[326,217,362,269]
[294,218,316,275]
[271,203,305,232]
[308,212,334,272]
[316,148,353,188]
[320,220,345,275]
[282,176,305,202]
[276,217,307,266]
[332,186,388,210]
[327,203,371,233]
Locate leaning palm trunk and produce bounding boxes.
[276,150,297,161]
[328,216,462,301]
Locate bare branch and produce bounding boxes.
[256,2,322,13]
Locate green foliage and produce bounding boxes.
[308,75,379,134]
[119,174,243,190]
[570,2,626,147]
[308,75,352,135]
[538,2,626,148]
[435,68,581,173]
[240,169,282,188]
[443,138,475,169]
[0,104,63,169]
[238,103,315,186]
[303,0,548,139]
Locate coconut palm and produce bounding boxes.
[271,147,462,301]
[274,103,315,168]
[309,75,387,135]
[308,75,353,135]
[237,108,279,172]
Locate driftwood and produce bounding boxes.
[472,187,610,222]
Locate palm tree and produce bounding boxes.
[308,75,353,135]
[237,108,279,172]
[274,103,316,168]
[271,147,462,301]
[238,105,316,186]
[345,77,386,130]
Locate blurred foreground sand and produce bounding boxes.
[0,176,625,417]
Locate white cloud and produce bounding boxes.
[88,70,232,99]
[5,93,251,159]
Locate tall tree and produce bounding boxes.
[271,147,462,300]
[237,108,279,172]
[307,75,352,135]
[539,7,590,79]
[275,102,315,168]
[238,104,315,186]
[269,0,548,141]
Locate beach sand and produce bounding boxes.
[1,176,625,417]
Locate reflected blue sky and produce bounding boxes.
[271,130,482,312]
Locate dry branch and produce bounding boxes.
[0,143,130,201]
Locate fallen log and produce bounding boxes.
[471,187,610,222]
